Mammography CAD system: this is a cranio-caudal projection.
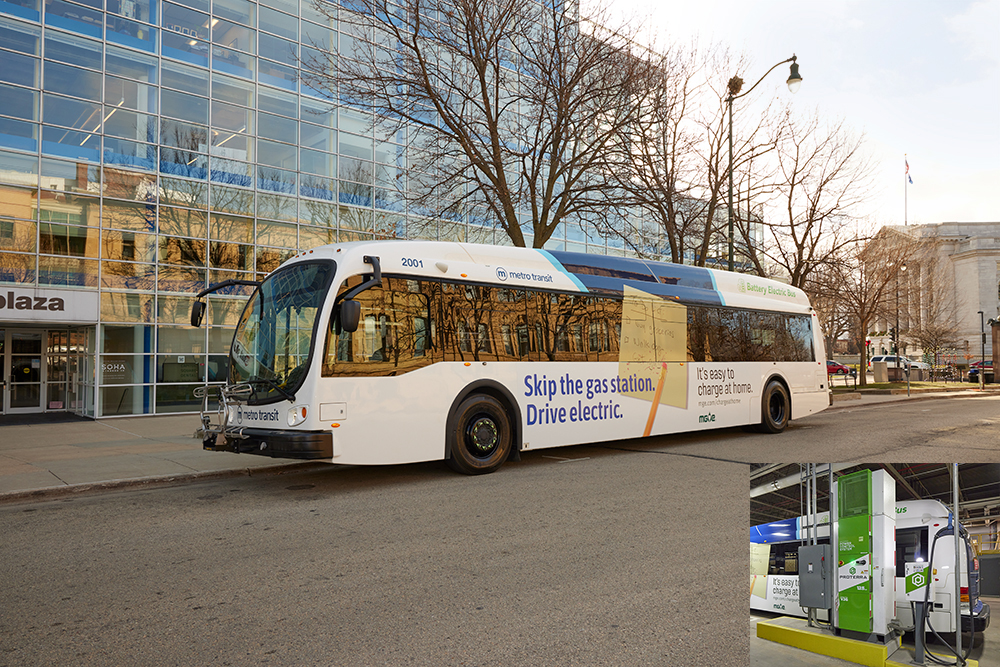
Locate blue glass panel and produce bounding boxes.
[258,61,296,92]
[300,97,334,127]
[41,124,100,161]
[0,82,37,120]
[0,116,37,151]
[0,250,37,284]
[257,112,295,144]
[161,88,209,124]
[0,49,37,87]
[256,166,294,193]
[209,163,251,187]
[162,42,209,68]
[108,0,155,24]
[103,137,156,170]
[161,58,209,95]
[300,0,333,26]
[0,148,38,184]
[42,93,101,131]
[213,0,253,27]
[43,61,102,101]
[169,0,205,11]
[339,181,371,207]
[210,48,252,79]
[258,32,295,66]
[299,147,334,177]
[300,23,333,51]
[106,42,158,82]
[211,72,253,107]
[159,118,207,149]
[373,188,402,211]
[44,0,103,38]
[106,19,155,52]
[258,85,296,118]
[44,27,102,68]
[258,4,295,40]
[159,146,207,179]
[0,0,40,22]
[211,18,252,53]
[0,14,41,53]
[101,139,153,169]
[103,107,156,141]
[299,174,334,201]
[300,122,334,152]
[256,138,295,169]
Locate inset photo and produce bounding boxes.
[750,463,998,666]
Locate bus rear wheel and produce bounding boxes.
[757,380,790,433]
[448,394,512,475]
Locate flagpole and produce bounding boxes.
[904,153,908,226]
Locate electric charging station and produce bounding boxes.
[830,468,896,642]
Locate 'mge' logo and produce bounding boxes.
[698,413,716,423]
[0,290,65,311]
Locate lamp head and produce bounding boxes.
[786,56,802,94]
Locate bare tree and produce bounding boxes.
[900,243,965,367]
[764,113,876,289]
[302,0,650,247]
[828,225,918,386]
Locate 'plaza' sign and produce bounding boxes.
[0,288,99,324]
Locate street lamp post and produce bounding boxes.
[726,55,802,272]
[979,310,985,390]
[895,263,907,388]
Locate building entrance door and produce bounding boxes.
[5,330,46,413]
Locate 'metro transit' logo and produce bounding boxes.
[494,266,553,284]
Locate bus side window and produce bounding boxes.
[687,306,709,362]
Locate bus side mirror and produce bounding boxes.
[338,299,361,333]
[191,300,205,328]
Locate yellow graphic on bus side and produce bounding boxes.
[618,285,688,411]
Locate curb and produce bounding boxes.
[0,460,328,506]
[826,390,998,411]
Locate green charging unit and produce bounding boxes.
[837,470,873,633]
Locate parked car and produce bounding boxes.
[826,360,856,376]
[968,360,993,383]
[868,355,911,370]
[908,360,931,370]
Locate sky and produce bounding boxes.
[598,0,1000,227]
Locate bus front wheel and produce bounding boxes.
[757,380,790,433]
[448,394,512,475]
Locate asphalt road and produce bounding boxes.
[1,445,748,666]
[656,393,1000,463]
[4,394,997,666]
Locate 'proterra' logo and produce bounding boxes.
[737,278,747,294]
[496,267,508,281]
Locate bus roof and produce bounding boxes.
[290,240,814,313]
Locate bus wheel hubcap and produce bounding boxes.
[467,417,498,455]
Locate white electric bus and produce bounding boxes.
[750,501,990,634]
[191,240,829,474]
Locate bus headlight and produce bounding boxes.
[287,405,308,427]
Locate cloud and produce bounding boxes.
[947,1,1000,67]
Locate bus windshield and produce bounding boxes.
[230,260,334,403]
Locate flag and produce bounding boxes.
[905,158,913,184]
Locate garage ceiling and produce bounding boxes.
[750,463,1000,528]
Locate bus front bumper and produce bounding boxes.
[203,427,333,460]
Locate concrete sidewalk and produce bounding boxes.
[1,387,997,503]
[0,413,320,503]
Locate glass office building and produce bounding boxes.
[0,0,638,417]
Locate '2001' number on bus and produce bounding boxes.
[402,258,423,268]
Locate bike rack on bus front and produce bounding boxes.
[194,383,253,451]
